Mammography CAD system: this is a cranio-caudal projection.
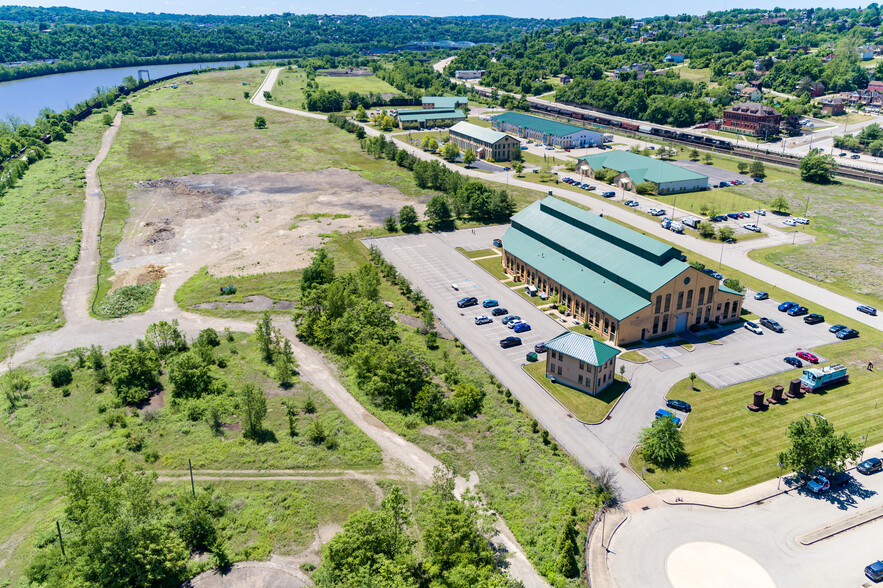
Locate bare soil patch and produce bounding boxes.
[110,264,167,291]
[191,295,293,311]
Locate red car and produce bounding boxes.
[796,351,819,364]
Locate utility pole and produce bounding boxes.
[56,521,65,557]
[189,458,195,497]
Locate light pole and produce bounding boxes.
[777,461,784,490]
[718,239,725,271]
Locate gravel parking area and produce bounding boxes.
[671,160,756,187]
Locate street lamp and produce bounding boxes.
[718,239,725,271]
[777,461,784,490]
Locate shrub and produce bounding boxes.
[196,328,221,347]
[307,419,326,444]
[96,283,159,317]
[48,363,72,388]
[143,449,160,463]
[120,102,133,115]
[254,116,267,129]
[145,106,157,116]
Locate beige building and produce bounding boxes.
[448,121,520,161]
[502,198,744,346]
[545,331,620,396]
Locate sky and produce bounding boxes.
[13,0,868,19]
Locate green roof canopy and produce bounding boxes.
[421,96,468,109]
[397,108,465,123]
[491,111,590,137]
[577,151,708,185]
[544,331,620,366]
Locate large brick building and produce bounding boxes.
[448,122,520,161]
[501,198,744,345]
[720,102,782,137]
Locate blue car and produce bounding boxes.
[754,291,769,300]
[482,299,499,308]
[501,315,521,324]
[858,305,878,316]
[778,301,798,312]
[654,409,681,427]
[513,322,531,333]
[787,305,808,317]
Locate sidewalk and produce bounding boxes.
[586,507,628,588]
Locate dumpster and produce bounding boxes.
[526,352,538,362]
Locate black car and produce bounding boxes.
[491,307,508,317]
[827,471,852,487]
[499,336,522,349]
[760,317,784,333]
[804,313,824,325]
[457,297,478,308]
[534,342,548,353]
[666,399,692,413]
[836,328,859,340]
[492,238,503,247]
[784,356,803,368]
[857,457,882,475]
[829,324,847,333]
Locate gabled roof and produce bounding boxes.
[577,151,708,186]
[725,102,779,116]
[421,96,467,109]
[503,198,689,320]
[449,121,511,145]
[397,108,465,123]
[544,331,620,366]
[492,111,600,138]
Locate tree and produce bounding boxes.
[307,419,326,444]
[556,518,579,577]
[48,363,72,388]
[462,148,477,167]
[354,104,368,122]
[145,320,186,356]
[770,194,791,213]
[799,148,837,183]
[384,215,398,232]
[442,141,460,162]
[300,248,335,294]
[696,221,716,238]
[722,278,745,294]
[145,106,157,116]
[102,113,113,126]
[108,345,160,404]
[254,311,278,363]
[119,102,133,115]
[717,226,735,242]
[398,205,419,233]
[254,116,267,129]
[749,160,766,178]
[168,351,212,399]
[514,161,524,175]
[424,194,452,229]
[689,149,700,161]
[239,383,267,440]
[263,91,272,100]
[243,91,250,99]
[634,181,657,195]
[737,162,749,174]
[688,372,697,390]
[777,414,862,476]
[639,417,686,466]
[702,152,713,164]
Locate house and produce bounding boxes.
[663,52,685,63]
[448,122,520,161]
[421,96,467,110]
[454,70,485,80]
[868,81,883,93]
[740,87,763,102]
[396,107,465,129]
[859,48,875,61]
[721,102,782,137]
[491,112,605,148]
[576,151,708,195]
[559,74,572,85]
[544,331,620,396]
[808,82,826,98]
[820,96,845,115]
[500,198,744,345]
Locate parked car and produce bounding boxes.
[753,209,766,215]
[702,269,723,280]
[827,470,852,487]
[474,315,493,325]
[865,560,883,582]
[804,313,824,324]
[858,305,878,316]
[784,356,803,368]
[793,217,810,225]
[796,350,819,364]
[743,223,761,232]
[778,301,798,312]
[492,238,503,247]
[457,297,478,308]
[753,177,764,182]
[827,324,846,334]
[654,409,681,426]
[839,152,847,157]
[482,299,499,308]
[507,320,524,329]
[851,153,861,159]
[491,307,508,317]
[754,291,769,300]
[513,322,531,333]
[857,457,882,475]
[712,215,729,222]
[625,200,640,207]
[788,305,809,317]
[739,212,750,219]
[534,342,548,353]
[837,328,859,340]
[501,315,521,325]
[760,317,784,333]
[584,185,596,191]
[807,475,830,494]
[499,336,522,349]
[727,212,740,219]
[666,399,692,413]
[602,191,616,197]
[783,219,797,227]
[743,321,763,334]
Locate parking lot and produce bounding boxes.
[671,159,758,187]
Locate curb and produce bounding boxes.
[796,505,883,546]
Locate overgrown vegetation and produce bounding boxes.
[95,281,160,317]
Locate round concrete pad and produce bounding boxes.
[188,563,310,588]
[666,541,776,588]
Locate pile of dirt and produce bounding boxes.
[109,264,167,291]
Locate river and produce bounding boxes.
[0,59,273,123]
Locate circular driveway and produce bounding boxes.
[666,541,776,588]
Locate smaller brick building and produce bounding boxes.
[544,331,621,396]
[721,102,781,137]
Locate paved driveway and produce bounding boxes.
[671,159,758,188]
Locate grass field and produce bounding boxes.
[0,115,109,358]
[631,337,883,493]
[525,363,626,423]
[270,68,400,112]
[175,267,304,309]
[619,350,649,363]
[474,256,509,281]
[678,67,712,84]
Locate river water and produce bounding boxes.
[0,59,269,123]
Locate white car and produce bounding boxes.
[753,209,766,216]
[743,223,761,232]
[743,321,763,335]
[783,219,797,226]
[474,315,493,325]
[794,217,810,225]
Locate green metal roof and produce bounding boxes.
[577,151,708,186]
[421,96,467,109]
[449,121,511,145]
[718,283,745,296]
[397,108,465,123]
[544,331,620,366]
[492,111,591,138]
[503,198,689,320]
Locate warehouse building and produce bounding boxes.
[449,122,520,161]
[545,331,621,396]
[421,96,468,110]
[501,198,743,345]
[491,112,605,148]
[396,107,465,129]
[576,151,708,194]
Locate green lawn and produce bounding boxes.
[619,350,649,363]
[175,266,303,309]
[474,256,509,281]
[456,247,498,259]
[631,337,883,493]
[270,68,401,112]
[520,151,566,167]
[653,190,762,218]
[465,116,492,128]
[525,363,627,423]
[678,67,712,84]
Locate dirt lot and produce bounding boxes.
[111,169,423,309]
